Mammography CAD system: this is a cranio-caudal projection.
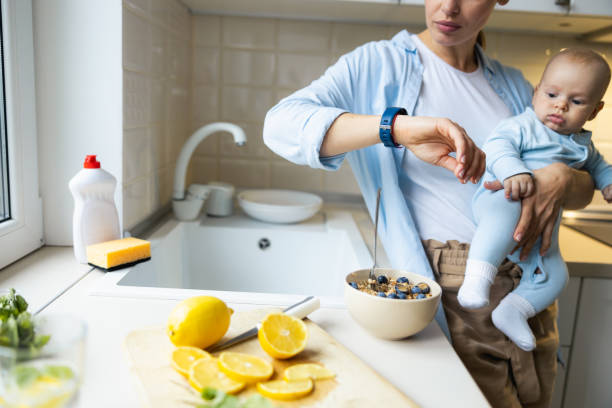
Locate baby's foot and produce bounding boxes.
[458,259,496,309]
[492,293,536,352]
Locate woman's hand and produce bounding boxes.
[394,116,486,184]
[484,162,574,260]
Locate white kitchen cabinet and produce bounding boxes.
[552,346,571,408]
[570,0,612,16]
[495,0,568,14]
[563,278,612,408]
[400,0,569,14]
[557,275,581,347]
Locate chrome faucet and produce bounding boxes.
[172,122,246,221]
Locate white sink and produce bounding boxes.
[92,210,372,307]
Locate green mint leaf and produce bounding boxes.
[214,394,239,408]
[242,395,274,408]
[15,294,28,313]
[12,365,41,387]
[44,365,75,380]
[202,387,218,400]
[33,334,51,348]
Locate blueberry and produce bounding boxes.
[349,282,358,289]
[411,286,421,294]
[397,277,409,284]
[377,275,388,285]
[377,291,386,297]
[387,293,398,299]
[419,284,430,294]
[395,283,410,294]
[417,293,426,299]
[397,292,407,300]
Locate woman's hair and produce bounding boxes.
[476,31,486,49]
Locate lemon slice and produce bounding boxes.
[188,358,245,394]
[217,352,274,383]
[171,346,211,377]
[283,363,335,381]
[258,313,308,359]
[256,379,313,401]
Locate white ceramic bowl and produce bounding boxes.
[344,268,442,340]
[237,189,323,224]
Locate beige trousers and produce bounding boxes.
[423,239,558,408]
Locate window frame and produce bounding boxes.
[0,0,43,269]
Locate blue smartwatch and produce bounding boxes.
[379,107,407,148]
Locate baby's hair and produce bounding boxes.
[544,48,611,99]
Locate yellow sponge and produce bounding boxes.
[86,237,151,271]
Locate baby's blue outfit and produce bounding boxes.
[470,107,612,312]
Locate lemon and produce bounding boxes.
[188,358,245,394]
[217,352,274,384]
[167,296,233,349]
[283,363,335,381]
[256,379,313,401]
[171,346,211,377]
[258,313,308,359]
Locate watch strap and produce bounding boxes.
[379,107,407,148]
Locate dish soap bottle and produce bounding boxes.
[69,155,120,263]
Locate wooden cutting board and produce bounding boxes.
[124,308,419,408]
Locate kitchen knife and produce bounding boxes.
[207,296,320,353]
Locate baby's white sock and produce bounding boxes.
[492,293,537,352]
[458,259,497,309]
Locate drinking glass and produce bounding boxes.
[0,314,87,408]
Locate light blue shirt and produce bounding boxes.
[263,30,533,337]
[482,107,612,191]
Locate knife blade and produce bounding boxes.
[207,296,320,353]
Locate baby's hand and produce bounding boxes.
[603,185,612,203]
[503,173,534,201]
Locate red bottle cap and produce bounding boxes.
[83,155,101,169]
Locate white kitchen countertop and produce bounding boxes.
[1,201,611,408]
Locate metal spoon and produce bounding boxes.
[369,188,381,289]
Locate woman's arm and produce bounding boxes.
[322,113,486,184]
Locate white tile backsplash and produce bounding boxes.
[271,162,324,192]
[219,159,271,188]
[123,127,152,183]
[123,8,150,73]
[192,84,220,122]
[123,0,191,230]
[124,71,151,129]
[222,17,276,50]
[276,53,329,88]
[193,47,220,84]
[278,20,331,53]
[222,50,276,86]
[331,22,390,54]
[220,86,275,122]
[193,15,221,47]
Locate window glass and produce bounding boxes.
[0,6,9,223]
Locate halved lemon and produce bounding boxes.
[258,313,308,359]
[217,352,274,383]
[171,346,211,377]
[283,363,335,381]
[256,379,313,401]
[188,358,245,394]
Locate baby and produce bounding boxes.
[458,48,612,351]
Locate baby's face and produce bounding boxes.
[532,58,603,135]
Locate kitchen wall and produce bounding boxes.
[122,5,612,229]
[123,0,192,229]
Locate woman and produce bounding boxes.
[263,1,594,406]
